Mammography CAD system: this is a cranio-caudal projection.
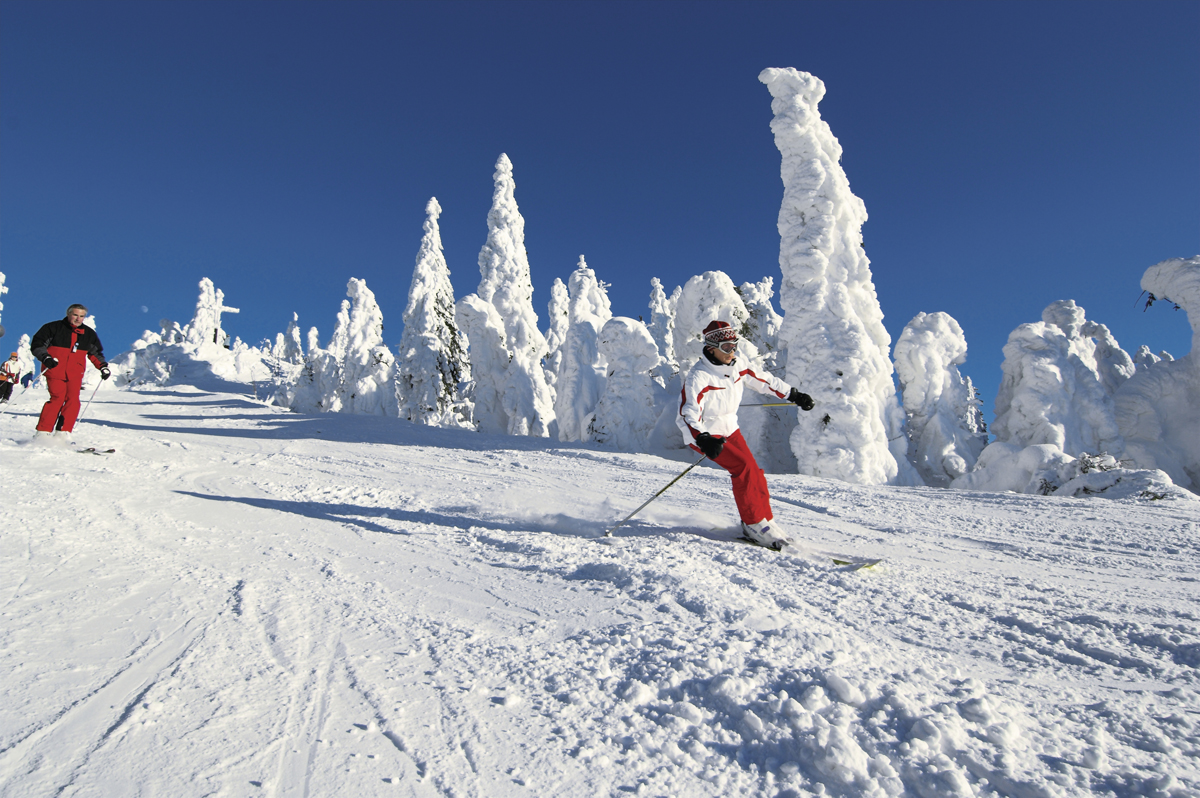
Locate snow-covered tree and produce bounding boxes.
[16,333,34,387]
[760,67,912,486]
[183,278,240,351]
[473,153,555,436]
[544,278,569,387]
[0,271,8,337]
[288,303,350,414]
[1115,256,1200,493]
[591,317,667,452]
[992,300,1128,457]
[160,319,184,345]
[273,314,305,366]
[339,279,397,416]
[554,256,612,442]
[456,294,511,435]
[396,198,473,428]
[647,278,679,373]
[894,312,988,487]
[737,276,785,372]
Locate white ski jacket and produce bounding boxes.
[676,355,792,442]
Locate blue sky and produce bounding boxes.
[2,0,1197,419]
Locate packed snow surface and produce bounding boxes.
[2,380,1199,797]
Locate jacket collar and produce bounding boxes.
[698,354,738,379]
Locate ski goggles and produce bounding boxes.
[718,341,738,354]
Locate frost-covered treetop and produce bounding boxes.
[404,197,450,320]
[476,153,546,359]
[478,154,527,304]
[759,68,836,162]
[567,256,612,325]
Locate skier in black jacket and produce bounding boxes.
[30,304,110,434]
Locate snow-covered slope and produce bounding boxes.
[1,382,1197,797]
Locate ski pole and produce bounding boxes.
[603,452,708,537]
[740,402,795,407]
[76,382,102,424]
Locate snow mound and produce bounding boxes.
[952,444,1192,501]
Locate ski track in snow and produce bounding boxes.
[1,384,1198,797]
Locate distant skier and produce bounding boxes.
[677,320,814,549]
[0,352,19,403]
[30,305,110,435]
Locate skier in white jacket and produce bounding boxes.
[676,320,814,548]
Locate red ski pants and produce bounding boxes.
[37,365,84,433]
[689,429,773,525]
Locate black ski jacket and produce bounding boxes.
[31,319,106,368]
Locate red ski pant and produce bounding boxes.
[37,366,84,432]
[689,429,772,525]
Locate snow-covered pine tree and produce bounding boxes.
[396,198,473,428]
[455,294,510,435]
[759,67,915,486]
[554,256,612,442]
[289,302,350,414]
[647,278,679,376]
[276,313,305,365]
[16,333,34,388]
[339,278,397,416]
[737,276,784,372]
[547,277,568,388]
[893,312,988,487]
[591,317,667,452]
[474,154,555,436]
[544,277,569,388]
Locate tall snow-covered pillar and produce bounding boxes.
[760,67,907,485]
[476,154,555,437]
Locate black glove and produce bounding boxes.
[695,432,725,459]
[42,357,59,371]
[789,388,815,411]
[100,366,112,380]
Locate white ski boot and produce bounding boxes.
[742,518,791,550]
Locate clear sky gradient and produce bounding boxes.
[2,0,1197,419]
